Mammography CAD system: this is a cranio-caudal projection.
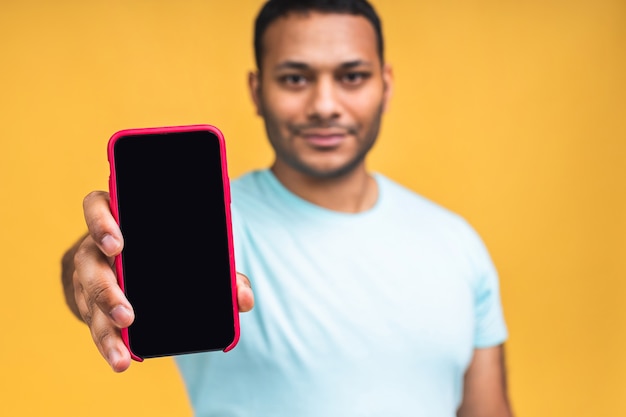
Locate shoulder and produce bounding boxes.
[377,174,493,270]
[377,174,473,232]
[230,170,267,202]
[228,169,292,236]
[229,170,279,218]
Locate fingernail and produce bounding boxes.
[101,234,120,254]
[110,305,132,326]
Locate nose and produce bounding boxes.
[306,76,341,122]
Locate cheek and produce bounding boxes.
[341,86,385,122]
[262,90,304,123]
[351,101,384,129]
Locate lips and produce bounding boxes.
[299,130,347,148]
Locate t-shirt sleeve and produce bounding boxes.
[463,222,509,348]
[474,253,508,348]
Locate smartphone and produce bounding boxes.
[107,124,239,361]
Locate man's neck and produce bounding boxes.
[270,162,378,214]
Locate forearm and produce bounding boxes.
[456,345,514,417]
[61,233,87,321]
[457,402,513,417]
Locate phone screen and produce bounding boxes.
[110,127,237,358]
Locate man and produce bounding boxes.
[62,0,514,415]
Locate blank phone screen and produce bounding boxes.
[112,129,236,358]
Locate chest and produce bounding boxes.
[236,219,476,373]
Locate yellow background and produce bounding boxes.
[1,0,624,415]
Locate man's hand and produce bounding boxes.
[62,191,254,372]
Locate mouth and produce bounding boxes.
[299,130,348,148]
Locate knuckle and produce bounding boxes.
[95,326,114,347]
[73,274,91,322]
[82,310,94,327]
[83,191,113,240]
[77,296,93,326]
[73,273,84,302]
[72,269,81,290]
[89,282,114,308]
[82,190,108,209]
[73,237,96,268]
[73,242,121,312]
[86,222,107,244]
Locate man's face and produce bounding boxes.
[250,11,393,179]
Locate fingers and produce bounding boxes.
[74,235,134,326]
[236,272,255,313]
[74,235,134,371]
[83,191,123,257]
[88,306,132,372]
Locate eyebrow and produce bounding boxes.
[274,59,373,71]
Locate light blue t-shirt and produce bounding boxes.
[176,169,507,416]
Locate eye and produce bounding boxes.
[340,72,371,86]
[279,74,308,88]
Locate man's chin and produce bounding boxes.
[288,157,366,180]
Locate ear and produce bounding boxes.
[381,63,394,112]
[248,70,262,116]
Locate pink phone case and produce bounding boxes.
[107,124,239,362]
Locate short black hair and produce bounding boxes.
[253,0,384,71]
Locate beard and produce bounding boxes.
[260,103,385,180]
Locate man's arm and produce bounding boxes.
[457,344,514,417]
